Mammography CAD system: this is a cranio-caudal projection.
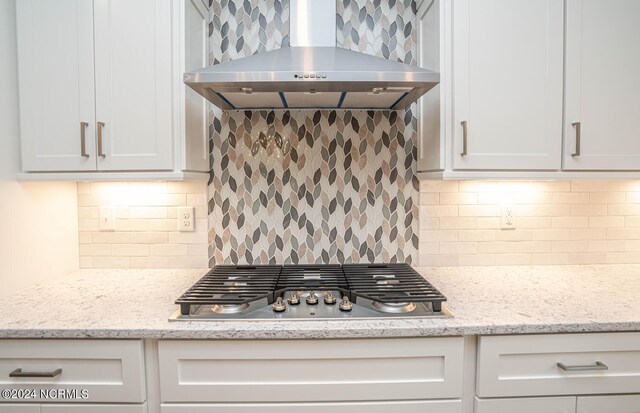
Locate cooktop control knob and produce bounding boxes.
[339,296,353,312]
[287,293,300,305]
[272,297,286,312]
[306,292,319,305]
[324,292,337,305]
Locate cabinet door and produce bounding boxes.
[476,396,576,413]
[94,0,173,171]
[180,0,210,173]
[452,0,563,170]
[577,395,640,413]
[563,0,640,170]
[417,0,445,172]
[0,406,40,413]
[16,0,97,172]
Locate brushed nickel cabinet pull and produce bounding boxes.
[557,361,608,372]
[10,368,62,378]
[461,120,468,156]
[571,121,581,157]
[80,121,89,158]
[97,121,106,158]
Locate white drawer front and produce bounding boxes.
[159,338,464,403]
[577,395,640,413]
[41,405,147,413]
[160,400,462,413]
[0,340,145,403]
[0,406,40,413]
[477,333,640,397]
[475,396,576,413]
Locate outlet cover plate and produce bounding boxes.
[178,206,195,232]
[501,205,516,230]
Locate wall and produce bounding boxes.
[0,0,79,296]
[418,180,640,266]
[207,0,420,265]
[77,181,208,269]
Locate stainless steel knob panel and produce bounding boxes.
[339,296,353,312]
[324,292,337,305]
[287,293,300,305]
[306,292,319,305]
[272,297,286,312]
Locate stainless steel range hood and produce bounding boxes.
[184,0,439,111]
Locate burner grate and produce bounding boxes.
[175,265,281,315]
[275,265,349,297]
[342,264,447,311]
[174,263,447,316]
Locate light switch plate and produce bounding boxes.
[178,206,195,232]
[99,206,116,232]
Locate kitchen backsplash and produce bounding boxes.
[74,3,640,270]
[78,182,208,269]
[207,0,420,265]
[418,180,640,266]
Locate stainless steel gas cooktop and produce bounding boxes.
[170,264,452,321]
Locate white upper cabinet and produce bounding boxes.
[563,0,640,171]
[17,0,97,172]
[417,0,446,173]
[451,0,564,170]
[93,0,173,171]
[16,0,209,180]
[179,0,210,173]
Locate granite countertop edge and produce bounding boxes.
[0,265,639,340]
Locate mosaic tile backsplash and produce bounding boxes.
[207,0,419,265]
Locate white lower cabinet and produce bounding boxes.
[475,396,576,413]
[160,400,462,413]
[577,395,640,413]
[475,332,640,411]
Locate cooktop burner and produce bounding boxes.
[170,264,451,321]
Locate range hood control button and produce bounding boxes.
[339,296,353,312]
[306,292,319,305]
[272,297,287,313]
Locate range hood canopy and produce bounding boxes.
[184,0,439,111]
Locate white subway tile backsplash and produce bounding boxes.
[77,181,208,269]
[418,180,640,266]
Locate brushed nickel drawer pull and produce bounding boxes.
[97,121,106,158]
[461,120,468,157]
[557,361,608,372]
[9,368,62,378]
[80,122,89,158]
[571,121,581,157]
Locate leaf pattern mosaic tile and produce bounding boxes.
[207,0,419,265]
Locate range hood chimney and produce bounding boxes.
[184,0,439,111]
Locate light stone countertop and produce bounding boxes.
[0,265,639,339]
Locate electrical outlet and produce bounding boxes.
[178,206,195,232]
[501,205,516,230]
[99,206,116,232]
